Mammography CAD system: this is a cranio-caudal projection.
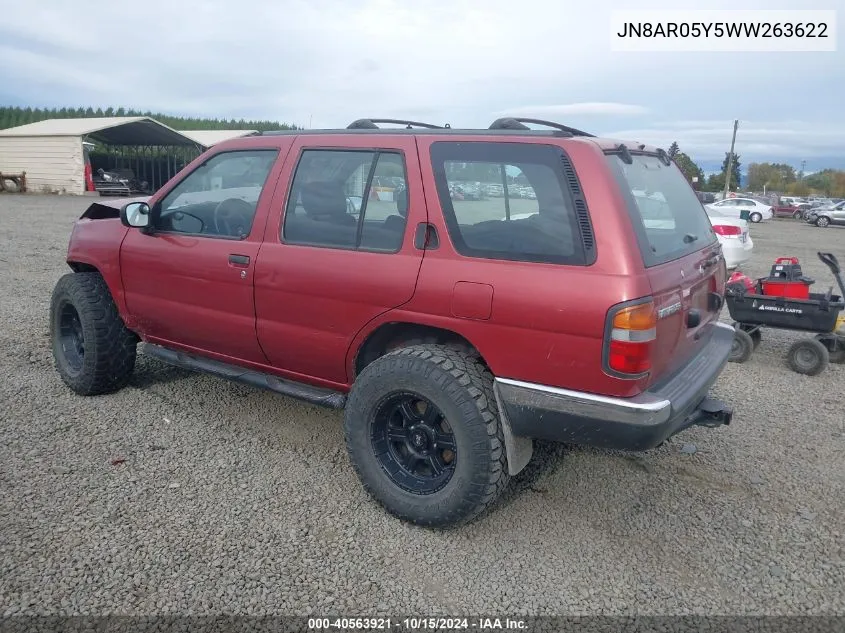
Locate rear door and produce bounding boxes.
[254,135,426,385]
[606,153,726,382]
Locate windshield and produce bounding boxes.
[606,153,716,267]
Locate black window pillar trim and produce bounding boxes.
[356,152,380,248]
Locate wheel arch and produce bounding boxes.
[64,259,136,332]
[348,319,533,476]
[352,321,483,377]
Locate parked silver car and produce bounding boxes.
[806,200,845,227]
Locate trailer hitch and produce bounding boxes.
[695,397,733,428]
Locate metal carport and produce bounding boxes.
[0,117,203,195]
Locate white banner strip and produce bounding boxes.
[610,10,837,52]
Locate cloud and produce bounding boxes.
[0,0,842,165]
[497,103,649,118]
[600,120,845,162]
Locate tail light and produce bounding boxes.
[84,163,95,192]
[712,224,742,237]
[604,299,657,376]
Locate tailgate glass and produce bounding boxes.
[606,154,717,267]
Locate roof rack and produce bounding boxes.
[489,117,594,137]
[347,118,449,130]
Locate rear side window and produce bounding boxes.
[430,142,591,265]
[282,149,408,253]
[606,154,716,267]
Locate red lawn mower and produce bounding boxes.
[725,252,845,375]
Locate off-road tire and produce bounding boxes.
[344,344,509,527]
[787,338,829,376]
[50,272,137,395]
[729,329,754,363]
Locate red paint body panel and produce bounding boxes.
[254,135,425,384]
[120,233,268,362]
[66,218,132,322]
[64,130,727,402]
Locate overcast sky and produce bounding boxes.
[0,0,842,168]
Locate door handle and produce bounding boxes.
[228,254,250,267]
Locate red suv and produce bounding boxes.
[50,117,734,526]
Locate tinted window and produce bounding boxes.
[606,154,716,267]
[156,150,278,238]
[430,142,586,265]
[283,150,408,252]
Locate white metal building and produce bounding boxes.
[0,117,201,195]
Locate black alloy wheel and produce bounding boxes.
[370,392,457,495]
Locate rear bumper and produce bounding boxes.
[495,322,734,451]
[720,238,753,269]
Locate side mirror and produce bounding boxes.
[120,201,151,229]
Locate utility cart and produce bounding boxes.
[726,252,845,375]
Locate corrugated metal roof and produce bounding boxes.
[178,129,258,147]
[0,117,200,147]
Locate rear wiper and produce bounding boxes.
[683,233,699,243]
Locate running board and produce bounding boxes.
[141,343,347,409]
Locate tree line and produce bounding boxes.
[668,141,742,193]
[667,140,845,197]
[0,106,298,132]
[745,162,845,197]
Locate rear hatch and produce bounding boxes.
[606,152,726,385]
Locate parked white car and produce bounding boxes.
[706,197,773,223]
[706,208,753,269]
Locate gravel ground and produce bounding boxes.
[0,194,843,617]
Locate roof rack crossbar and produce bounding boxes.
[489,117,594,137]
[347,118,447,130]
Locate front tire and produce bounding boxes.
[816,216,830,227]
[50,272,137,395]
[344,344,509,527]
[750,212,762,223]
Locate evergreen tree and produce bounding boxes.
[668,141,680,158]
[0,104,298,131]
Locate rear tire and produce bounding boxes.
[787,339,829,376]
[793,210,803,220]
[729,329,754,363]
[343,344,509,527]
[50,272,137,395]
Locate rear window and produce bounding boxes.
[430,141,589,265]
[606,153,716,267]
